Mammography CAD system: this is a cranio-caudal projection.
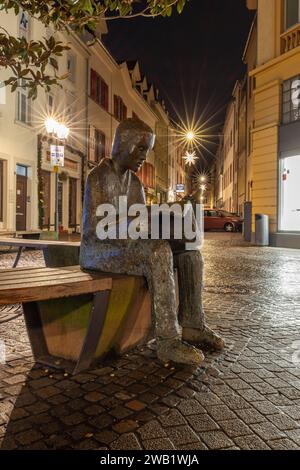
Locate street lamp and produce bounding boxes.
[186,130,195,142]
[44,118,69,235]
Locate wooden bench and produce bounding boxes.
[0,238,80,268]
[0,266,151,374]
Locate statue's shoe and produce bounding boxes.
[182,326,225,351]
[156,338,205,366]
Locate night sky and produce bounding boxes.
[104,0,254,166]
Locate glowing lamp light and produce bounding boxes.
[186,130,195,142]
[200,184,207,191]
[45,118,69,140]
[45,117,57,134]
[183,150,198,166]
[56,123,69,140]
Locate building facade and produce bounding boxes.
[0,11,187,234]
[246,0,300,247]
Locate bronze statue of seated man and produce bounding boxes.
[80,118,224,365]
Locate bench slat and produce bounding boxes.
[0,278,112,304]
[0,268,78,281]
[0,266,113,304]
[0,270,105,286]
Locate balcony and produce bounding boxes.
[281,23,300,54]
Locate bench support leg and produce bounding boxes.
[22,301,50,360]
[73,290,110,374]
[12,246,24,268]
[22,290,110,374]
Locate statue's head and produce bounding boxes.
[112,118,155,173]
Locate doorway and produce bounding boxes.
[16,164,27,231]
[279,154,300,232]
[69,177,77,229]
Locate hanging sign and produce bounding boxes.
[176,184,185,193]
[50,145,65,167]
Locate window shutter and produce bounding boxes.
[123,104,127,120]
[101,80,108,110]
[90,70,97,101]
[114,95,118,119]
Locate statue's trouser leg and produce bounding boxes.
[87,240,181,341]
[173,250,205,330]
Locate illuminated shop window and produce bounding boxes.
[282,76,300,124]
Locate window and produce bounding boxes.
[16,80,30,124]
[90,69,108,110]
[47,94,54,115]
[19,10,29,39]
[67,52,76,83]
[0,81,5,105]
[285,0,300,30]
[88,126,106,163]
[114,95,127,121]
[95,129,106,162]
[0,160,3,222]
[41,170,51,228]
[16,164,27,177]
[282,75,300,124]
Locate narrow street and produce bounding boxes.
[1,236,300,450]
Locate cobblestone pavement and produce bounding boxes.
[1,237,300,450]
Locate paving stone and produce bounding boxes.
[280,405,300,420]
[94,430,119,445]
[112,420,139,434]
[200,431,234,449]
[286,429,300,446]
[60,412,85,426]
[268,413,299,431]
[89,414,114,430]
[35,386,61,399]
[3,374,27,385]
[221,393,249,411]
[237,389,265,402]
[84,391,105,403]
[194,392,222,406]
[235,408,266,425]
[251,401,280,416]
[250,421,286,440]
[187,414,219,432]
[206,405,237,421]
[234,435,270,450]
[138,420,167,440]
[67,424,94,441]
[109,406,133,420]
[158,409,186,427]
[15,429,43,446]
[226,378,250,391]
[76,439,99,450]
[177,441,208,450]
[177,399,206,416]
[84,404,106,416]
[126,400,147,411]
[268,438,299,450]
[167,425,200,446]
[218,419,252,438]
[110,432,142,450]
[143,438,175,450]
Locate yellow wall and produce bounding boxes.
[251,37,300,233]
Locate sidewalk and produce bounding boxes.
[0,238,300,450]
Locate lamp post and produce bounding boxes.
[45,118,69,235]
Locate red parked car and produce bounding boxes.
[204,209,243,232]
